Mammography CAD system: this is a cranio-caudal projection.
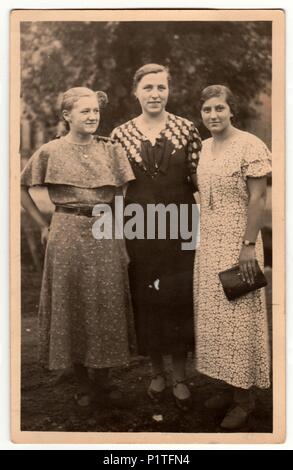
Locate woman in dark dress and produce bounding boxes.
[111,64,201,408]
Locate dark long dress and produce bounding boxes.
[111,113,201,355]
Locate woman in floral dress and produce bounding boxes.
[111,64,201,408]
[21,87,136,407]
[194,85,271,429]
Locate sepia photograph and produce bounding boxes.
[10,9,285,444]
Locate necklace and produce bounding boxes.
[82,150,89,159]
[64,135,93,159]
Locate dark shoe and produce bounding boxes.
[102,386,126,408]
[173,380,192,411]
[147,374,166,403]
[204,391,233,410]
[74,391,92,407]
[220,400,255,430]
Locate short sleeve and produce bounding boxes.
[186,123,202,175]
[110,128,118,141]
[108,142,135,186]
[241,137,272,182]
[21,146,50,187]
[110,127,123,146]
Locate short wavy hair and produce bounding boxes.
[199,85,237,116]
[132,63,171,92]
[60,87,108,130]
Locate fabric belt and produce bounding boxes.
[55,205,100,217]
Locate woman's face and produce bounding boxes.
[201,95,233,134]
[135,71,169,116]
[63,95,100,135]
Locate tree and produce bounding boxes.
[20,21,271,144]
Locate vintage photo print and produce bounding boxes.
[10,9,285,444]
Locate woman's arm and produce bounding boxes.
[121,183,128,198]
[21,186,50,246]
[114,185,130,264]
[239,176,267,284]
[190,174,199,193]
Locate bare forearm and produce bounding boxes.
[21,186,48,229]
[190,174,198,192]
[243,196,266,242]
[239,177,267,284]
[115,182,129,198]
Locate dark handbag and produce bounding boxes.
[219,260,267,301]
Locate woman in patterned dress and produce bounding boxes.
[111,64,201,408]
[21,87,136,407]
[194,85,271,429]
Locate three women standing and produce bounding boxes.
[111,64,201,408]
[21,74,271,429]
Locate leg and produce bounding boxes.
[91,368,125,405]
[91,367,110,392]
[220,387,255,430]
[147,352,166,402]
[172,351,191,401]
[233,387,254,405]
[149,352,165,392]
[74,362,90,387]
[73,363,91,406]
[172,351,187,383]
[204,384,234,410]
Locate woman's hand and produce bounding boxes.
[40,226,50,246]
[21,186,50,246]
[239,176,266,284]
[239,245,257,284]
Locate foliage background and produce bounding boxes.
[20,21,272,148]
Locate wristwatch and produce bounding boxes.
[242,240,256,247]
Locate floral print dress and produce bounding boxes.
[21,136,136,370]
[194,131,272,389]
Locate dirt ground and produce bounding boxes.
[21,228,273,434]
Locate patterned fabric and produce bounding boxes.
[38,212,135,370]
[21,136,135,188]
[21,137,136,370]
[194,131,272,389]
[46,185,115,207]
[111,113,201,177]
